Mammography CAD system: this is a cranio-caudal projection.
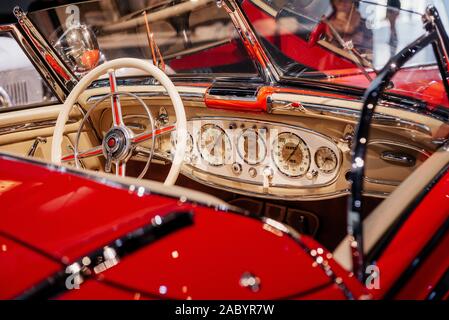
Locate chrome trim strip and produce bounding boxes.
[86,91,204,104]
[257,216,356,300]
[0,119,77,135]
[14,7,78,94]
[272,100,433,136]
[222,0,279,84]
[182,169,350,201]
[368,139,432,157]
[15,211,195,300]
[88,87,432,137]
[364,176,400,187]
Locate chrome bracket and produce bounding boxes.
[27,136,47,157]
[221,0,279,84]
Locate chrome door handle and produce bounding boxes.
[380,151,416,167]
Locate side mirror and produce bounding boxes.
[53,24,101,76]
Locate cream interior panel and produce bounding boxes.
[88,92,440,200]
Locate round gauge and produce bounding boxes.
[237,129,267,165]
[198,124,232,166]
[315,147,338,173]
[272,132,310,177]
[170,131,193,154]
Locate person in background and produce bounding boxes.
[387,0,401,57]
[327,0,373,56]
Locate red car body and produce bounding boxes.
[0,152,448,300]
[1,0,449,302]
[0,154,366,300]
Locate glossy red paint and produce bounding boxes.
[325,66,449,108]
[0,236,61,299]
[168,41,249,72]
[370,167,449,299]
[394,229,449,299]
[205,86,274,112]
[0,155,365,300]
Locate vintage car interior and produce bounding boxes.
[1,0,448,257]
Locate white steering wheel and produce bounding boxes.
[51,58,187,186]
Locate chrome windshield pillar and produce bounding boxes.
[13,7,78,96]
[220,0,279,84]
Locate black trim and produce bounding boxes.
[277,281,333,300]
[348,5,449,281]
[15,211,194,300]
[349,32,438,281]
[0,231,64,265]
[427,267,449,300]
[385,216,449,299]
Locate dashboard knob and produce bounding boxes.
[232,162,243,175]
[248,167,257,178]
[306,170,319,180]
[262,167,274,192]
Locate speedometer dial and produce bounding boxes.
[198,124,232,166]
[272,132,310,177]
[237,128,267,165]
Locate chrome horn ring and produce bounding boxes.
[71,91,157,179]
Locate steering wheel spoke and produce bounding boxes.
[108,69,124,127]
[62,145,103,162]
[116,161,126,177]
[131,125,176,144]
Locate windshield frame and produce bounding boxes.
[26,0,263,84]
[9,0,449,112]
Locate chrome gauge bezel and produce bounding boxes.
[197,123,233,167]
[271,132,311,178]
[314,146,338,174]
[237,128,267,165]
[174,117,343,199]
[171,131,193,154]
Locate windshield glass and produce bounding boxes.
[28,0,449,106]
[28,0,258,78]
[242,0,449,104]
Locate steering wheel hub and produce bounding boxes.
[102,127,132,161]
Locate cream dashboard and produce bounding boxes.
[88,84,440,201]
[171,117,342,195]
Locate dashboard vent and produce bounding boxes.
[208,85,259,100]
